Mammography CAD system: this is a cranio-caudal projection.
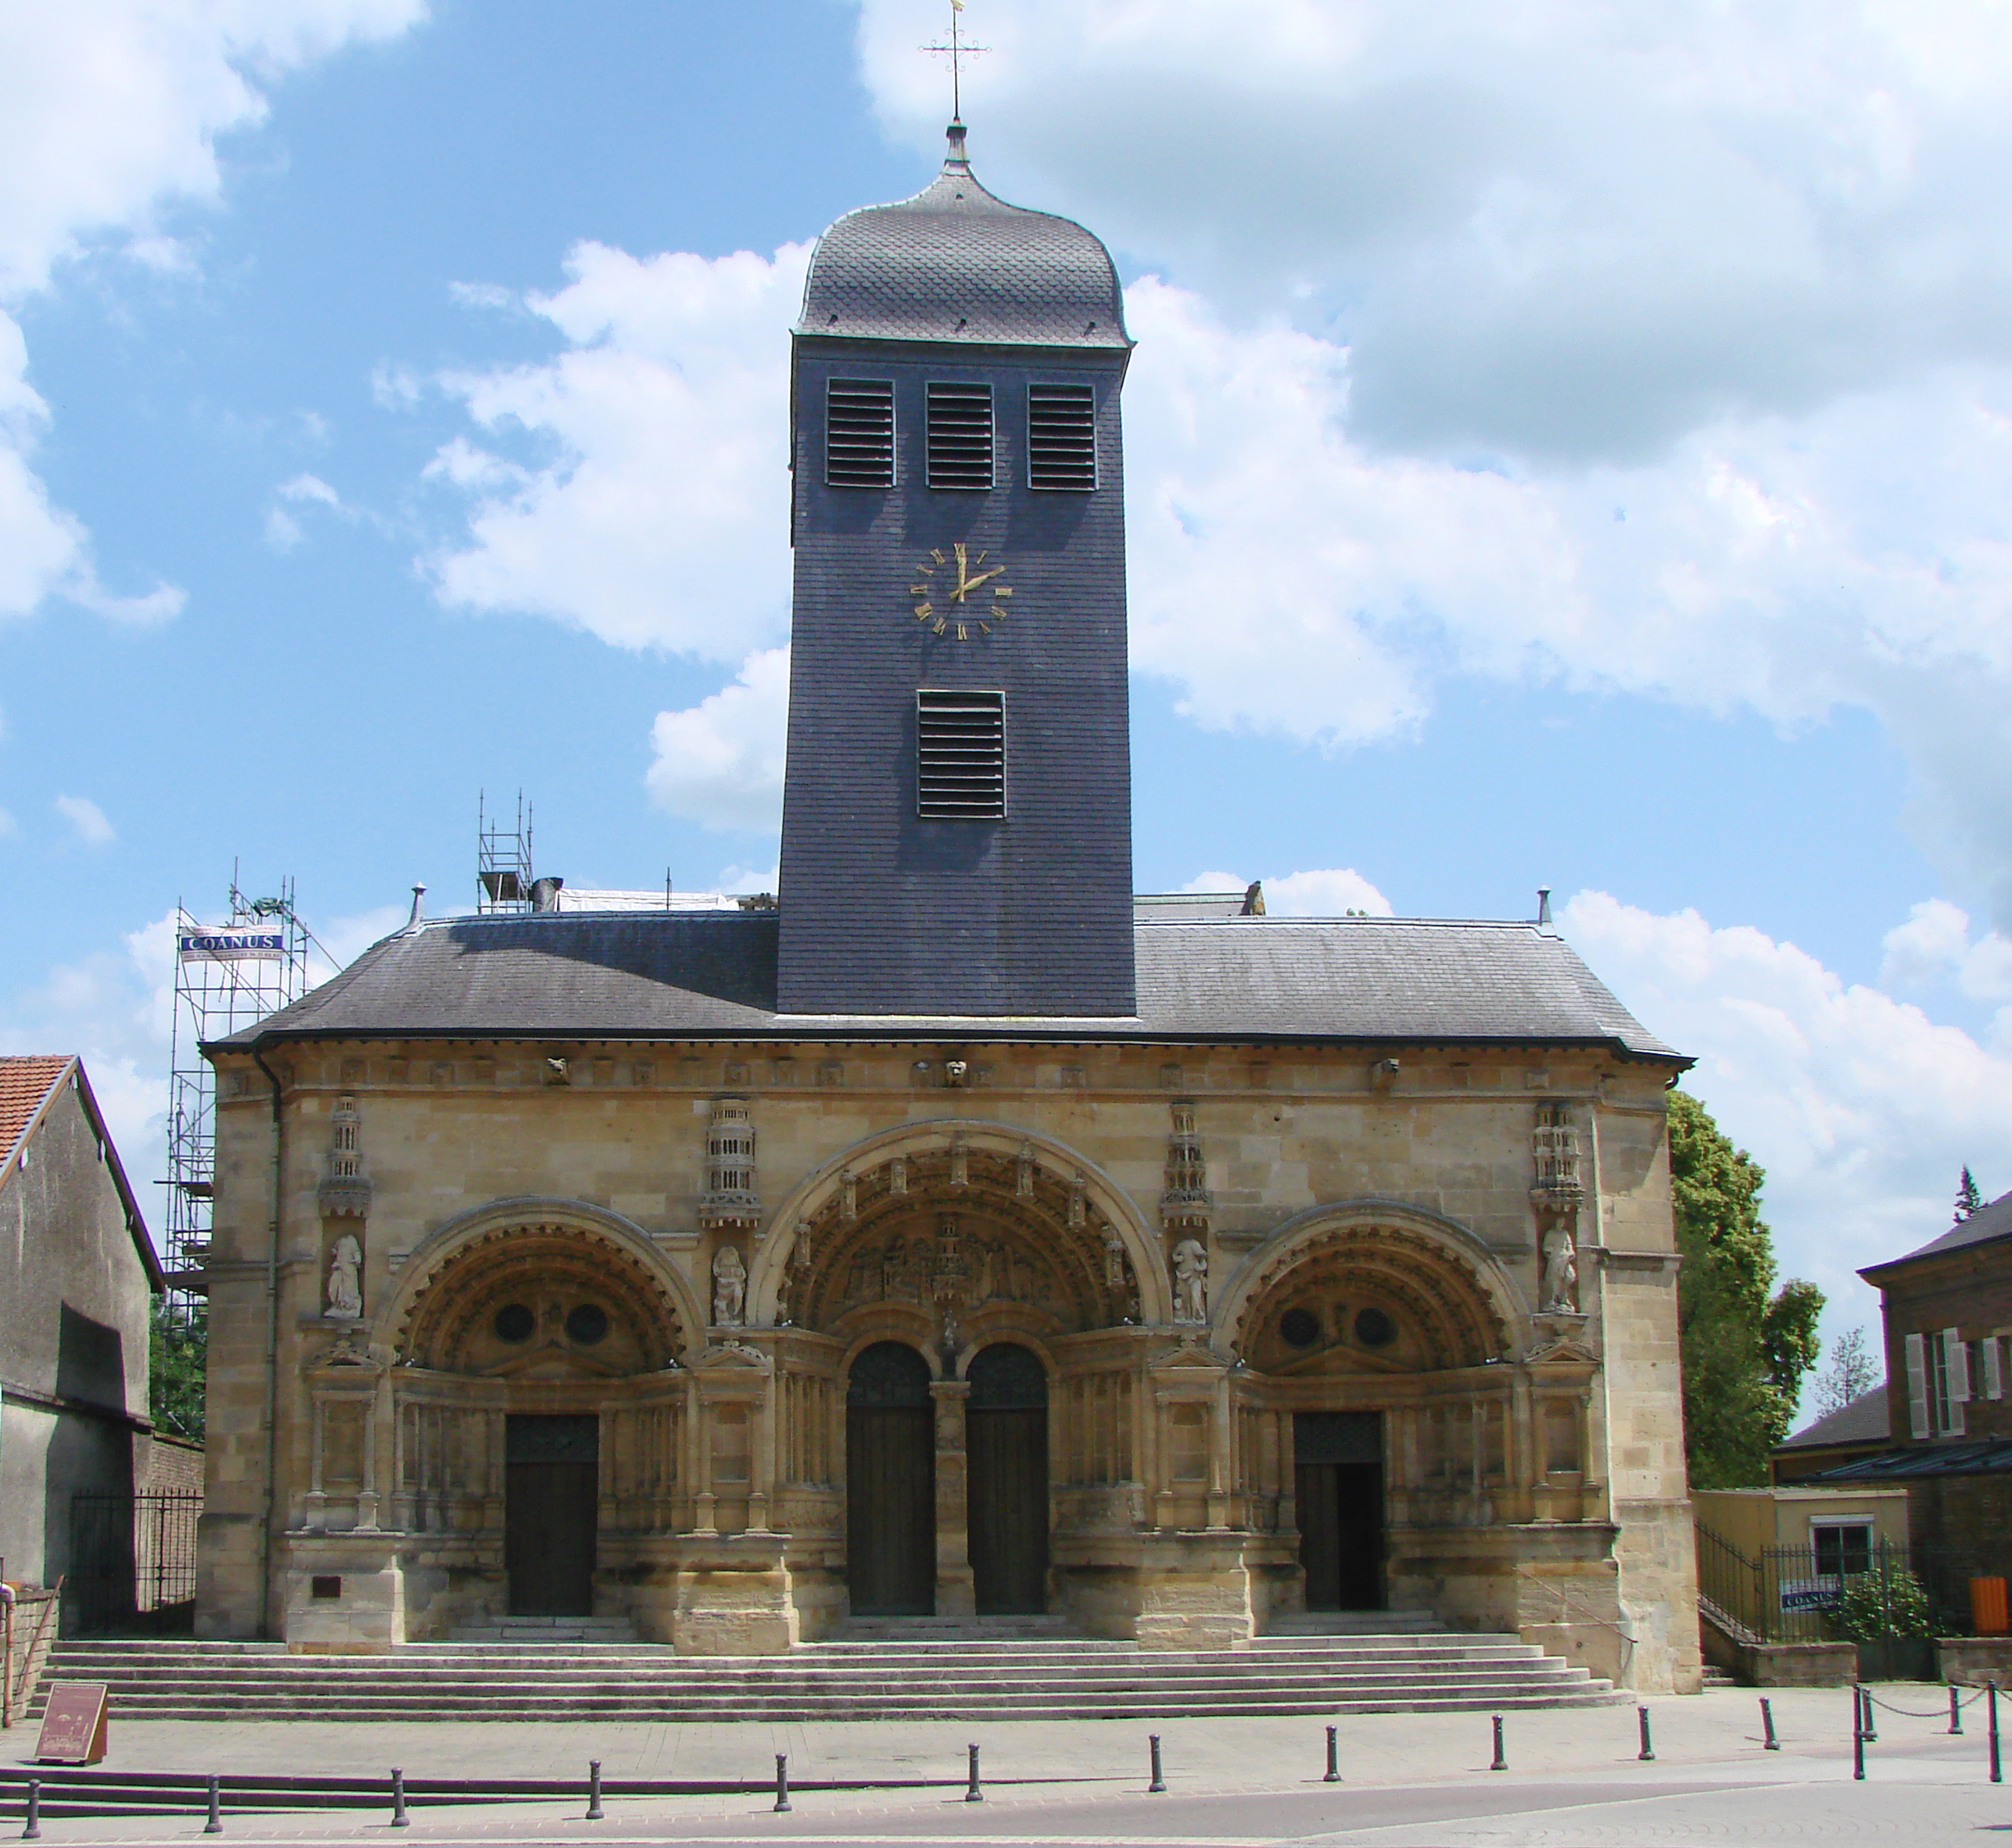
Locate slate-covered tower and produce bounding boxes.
[777,125,1136,1016]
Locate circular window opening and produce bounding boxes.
[1279,1307,1321,1349]
[493,1302,536,1344]
[564,1302,610,1346]
[1353,1306,1396,1349]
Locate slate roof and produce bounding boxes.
[218,911,1681,1059]
[797,128,1129,351]
[1778,1385,1892,1450]
[1804,1440,2012,1483]
[1870,1189,2012,1270]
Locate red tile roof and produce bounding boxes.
[0,1053,73,1167]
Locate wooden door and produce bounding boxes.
[1295,1411,1383,1613]
[966,1343,1050,1614]
[504,1414,598,1617]
[846,1343,936,1616]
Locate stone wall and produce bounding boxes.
[196,1033,1698,1687]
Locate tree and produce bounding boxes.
[1957,1165,1984,1222]
[1814,1326,1881,1416]
[149,1298,207,1444]
[1668,1089,1825,1487]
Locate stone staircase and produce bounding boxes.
[36,1620,1622,1722]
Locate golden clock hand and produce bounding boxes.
[950,542,974,601]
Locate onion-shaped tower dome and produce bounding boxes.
[798,124,1130,350]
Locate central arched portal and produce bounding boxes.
[966,1343,1050,1614]
[846,1342,936,1615]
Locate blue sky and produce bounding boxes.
[7,0,2012,1384]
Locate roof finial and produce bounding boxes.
[923,0,989,132]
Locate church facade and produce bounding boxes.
[194,128,1702,1694]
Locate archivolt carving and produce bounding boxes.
[395,1222,687,1376]
[786,1146,1136,1335]
[1232,1221,1511,1375]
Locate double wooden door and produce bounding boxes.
[1295,1412,1384,1611]
[847,1343,937,1615]
[966,1343,1049,1614]
[504,1414,598,1617]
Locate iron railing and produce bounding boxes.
[1695,1525,1963,1644]
[66,1491,201,1635]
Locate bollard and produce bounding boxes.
[1637,1705,1655,1763]
[1852,1685,1865,1782]
[966,1742,983,1803]
[773,1753,791,1814]
[1951,1685,1965,1737]
[1991,1681,2002,1784]
[21,1777,40,1842]
[391,1767,409,1830]
[1759,1696,1778,1751]
[586,1759,604,1822]
[1148,1734,1166,1794]
[1324,1724,1339,1784]
[1490,1713,1506,1773]
[205,1773,222,1836]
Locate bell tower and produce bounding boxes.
[775,125,1136,1017]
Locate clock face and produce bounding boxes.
[910,542,1012,640]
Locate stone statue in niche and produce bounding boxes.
[1542,1226,1580,1313]
[325,1233,363,1320]
[1171,1236,1209,1324]
[712,1242,747,1326]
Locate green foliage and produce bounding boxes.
[1669,1089,1825,1487]
[149,1298,207,1444]
[1835,1560,1935,1640]
[1958,1165,1984,1222]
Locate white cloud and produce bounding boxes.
[646,645,791,834]
[54,794,115,847]
[0,0,426,622]
[1560,889,2012,1326]
[426,240,810,661]
[1185,866,1394,916]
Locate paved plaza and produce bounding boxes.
[2,1685,2006,1845]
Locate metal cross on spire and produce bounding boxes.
[922,0,989,124]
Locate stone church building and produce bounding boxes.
[194,125,1702,1694]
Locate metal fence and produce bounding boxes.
[66,1491,201,1636]
[1696,1526,1960,1644]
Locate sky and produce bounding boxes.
[7,0,2012,1399]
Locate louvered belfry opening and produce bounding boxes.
[926,382,994,489]
[916,689,1006,820]
[1027,383,1096,490]
[825,380,895,488]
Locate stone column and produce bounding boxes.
[932,1378,975,1617]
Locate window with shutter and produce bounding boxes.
[1906,1331,1930,1438]
[926,382,994,489]
[1027,383,1096,489]
[916,689,1005,820]
[1946,1327,1969,1434]
[825,380,895,488]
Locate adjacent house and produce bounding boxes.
[1798,1190,2012,1628]
[0,1056,164,1610]
[1772,1386,1892,1485]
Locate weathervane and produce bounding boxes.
[922,0,989,123]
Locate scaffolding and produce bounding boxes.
[477,791,535,915]
[162,874,314,1306]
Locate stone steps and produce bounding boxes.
[36,1633,1620,1721]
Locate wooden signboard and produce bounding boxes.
[35,1683,109,1763]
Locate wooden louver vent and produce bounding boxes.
[916,689,1006,820]
[825,380,895,488]
[926,382,994,489]
[1027,383,1096,490]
